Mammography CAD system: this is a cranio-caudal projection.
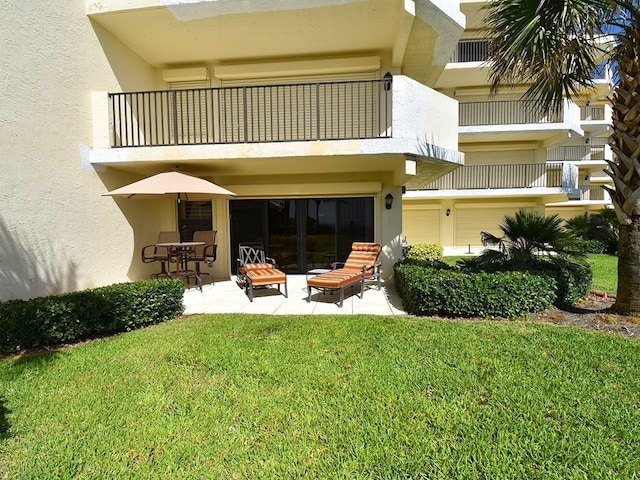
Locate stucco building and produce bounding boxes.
[1,0,466,300]
[402,0,614,254]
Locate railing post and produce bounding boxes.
[316,82,320,140]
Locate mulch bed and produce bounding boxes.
[528,292,640,339]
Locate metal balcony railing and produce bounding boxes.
[418,162,564,190]
[547,145,607,161]
[574,184,607,201]
[459,100,563,126]
[450,39,491,63]
[580,104,607,121]
[108,78,393,147]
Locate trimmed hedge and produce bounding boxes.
[0,279,184,355]
[394,261,557,318]
[545,257,592,306]
[403,243,444,263]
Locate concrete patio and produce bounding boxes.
[182,275,406,316]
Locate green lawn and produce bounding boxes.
[1,314,639,478]
[588,253,618,295]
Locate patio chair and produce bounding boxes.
[188,230,218,283]
[306,242,382,307]
[142,231,180,278]
[237,243,287,302]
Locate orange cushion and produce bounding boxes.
[246,268,286,286]
[239,263,274,274]
[307,269,362,289]
[343,242,381,275]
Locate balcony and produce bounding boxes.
[571,185,608,202]
[450,39,490,63]
[414,162,565,190]
[109,78,392,148]
[91,75,462,183]
[547,144,610,162]
[459,99,582,144]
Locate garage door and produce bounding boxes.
[403,208,441,244]
[455,206,522,247]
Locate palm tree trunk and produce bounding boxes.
[615,218,640,314]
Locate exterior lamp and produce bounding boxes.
[446,208,451,216]
[385,193,394,210]
[384,71,392,91]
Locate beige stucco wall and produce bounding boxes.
[402,197,547,252]
[0,1,159,300]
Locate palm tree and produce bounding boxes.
[484,0,640,314]
[462,209,583,270]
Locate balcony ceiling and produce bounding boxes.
[88,0,464,84]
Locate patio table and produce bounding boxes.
[156,241,205,291]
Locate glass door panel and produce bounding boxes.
[306,199,336,268]
[268,199,298,272]
[336,197,375,263]
[230,197,374,273]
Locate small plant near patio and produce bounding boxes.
[403,242,444,263]
[394,260,556,318]
[0,279,184,354]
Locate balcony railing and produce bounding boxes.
[574,184,607,201]
[580,104,607,121]
[459,100,563,126]
[450,39,490,63]
[418,162,564,190]
[109,78,393,148]
[547,145,607,161]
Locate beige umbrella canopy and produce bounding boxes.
[103,171,236,201]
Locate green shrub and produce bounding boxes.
[573,238,607,254]
[394,261,556,318]
[403,243,444,263]
[544,257,592,305]
[0,279,184,355]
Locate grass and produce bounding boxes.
[443,254,618,296]
[588,253,618,295]
[1,314,640,478]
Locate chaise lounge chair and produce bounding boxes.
[306,242,382,307]
[237,243,288,302]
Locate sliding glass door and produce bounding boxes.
[230,197,374,273]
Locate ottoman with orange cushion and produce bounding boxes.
[306,242,382,308]
[243,263,288,302]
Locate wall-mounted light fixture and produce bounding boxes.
[385,193,394,210]
[446,208,451,216]
[384,71,392,91]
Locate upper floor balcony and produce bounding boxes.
[415,162,563,189]
[546,144,612,163]
[108,78,392,148]
[90,75,463,184]
[458,99,582,144]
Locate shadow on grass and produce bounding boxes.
[0,396,11,440]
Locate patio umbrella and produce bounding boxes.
[102,171,235,201]
[103,171,236,239]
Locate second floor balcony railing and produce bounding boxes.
[109,78,392,148]
[547,144,607,161]
[450,39,490,63]
[575,184,607,201]
[580,104,607,121]
[418,162,564,190]
[460,100,564,126]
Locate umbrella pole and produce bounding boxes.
[177,193,183,242]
